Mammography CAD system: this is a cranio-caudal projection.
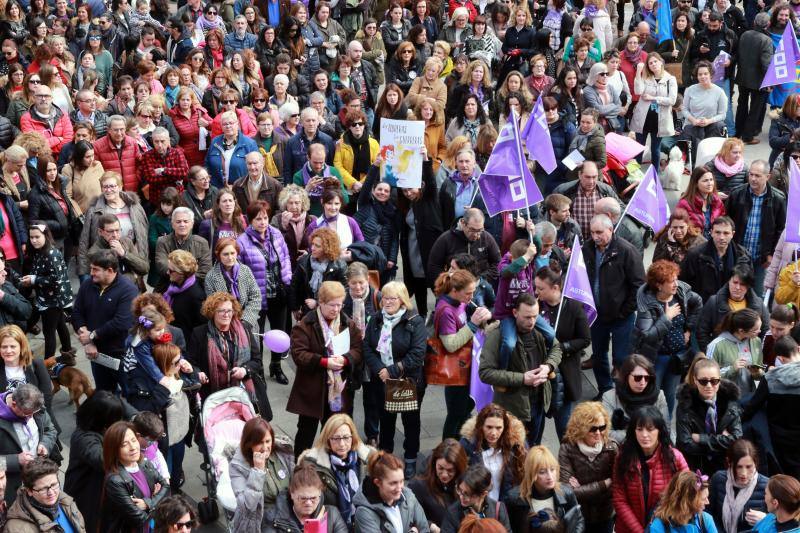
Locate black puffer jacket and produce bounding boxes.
[696,284,770,352]
[675,380,743,474]
[363,309,426,387]
[0,115,18,149]
[353,166,400,267]
[265,489,349,533]
[27,175,78,245]
[0,279,30,328]
[583,235,646,324]
[631,281,703,361]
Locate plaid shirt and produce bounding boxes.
[572,186,600,240]
[742,188,766,262]
[140,146,190,203]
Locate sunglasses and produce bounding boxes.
[174,520,194,530]
[89,35,101,40]
[206,9,217,13]
[350,122,364,127]
[697,377,721,387]
[223,99,237,104]
[597,72,609,77]
[291,113,300,118]
[29,79,41,84]
[589,424,607,433]
[253,98,266,103]
[631,374,652,383]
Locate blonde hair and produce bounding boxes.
[433,40,451,56]
[167,249,198,275]
[460,59,492,88]
[520,446,561,499]
[13,132,47,157]
[100,171,123,187]
[442,135,472,169]
[424,56,443,75]
[277,184,311,212]
[563,401,610,445]
[318,281,346,303]
[717,138,744,161]
[0,325,32,367]
[380,281,413,310]
[413,97,444,126]
[313,413,364,452]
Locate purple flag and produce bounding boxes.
[562,235,597,326]
[712,51,730,83]
[469,330,493,411]
[762,23,800,89]
[521,95,558,174]
[787,159,800,244]
[478,110,544,217]
[622,165,671,234]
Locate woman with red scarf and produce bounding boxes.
[619,33,647,107]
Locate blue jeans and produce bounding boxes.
[654,353,680,419]
[636,130,662,171]
[525,403,547,447]
[499,316,556,370]
[590,314,636,393]
[554,401,574,441]
[715,79,736,137]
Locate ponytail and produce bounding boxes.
[433,269,476,297]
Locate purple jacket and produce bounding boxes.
[493,252,535,320]
[236,226,292,308]
[304,214,365,244]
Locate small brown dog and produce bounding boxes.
[44,357,94,406]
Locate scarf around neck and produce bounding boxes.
[0,391,31,439]
[222,263,241,299]
[578,440,604,462]
[616,381,660,412]
[377,308,406,368]
[309,257,329,295]
[723,468,759,533]
[623,46,643,64]
[163,274,197,306]
[330,451,360,524]
[463,118,480,144]
[350,290,368,334]
[714,155,745,177]
[344,129,371,180]
[317,308,346,412]
[206,319,251,392]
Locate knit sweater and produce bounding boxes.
[682,84,727,124]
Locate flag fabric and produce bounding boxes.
[786,158,800,244]
[469,330,493,411]
[655,0,673,44]
[562,235,597,326]
[761,23,800,89]
[478,109,544,217]
[622,165,671,234]
[521,96,558,174]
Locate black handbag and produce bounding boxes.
[68,214,84,246]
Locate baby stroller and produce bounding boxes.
[196,386,257,526]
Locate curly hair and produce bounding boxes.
[563,401,610,445]
[167,249,198,275]
[473,403,525,485]
[13,131,48,158]
[646,259,680,290]
[201,292,243,320]
[277,184,311,213]
[309,227,341,262]
[132,293,175,324]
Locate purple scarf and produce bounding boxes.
[301,162,333,198]
[223,263,241,299]
[0,392,32,439]
[623,46,643,64]
[163,274,197,306]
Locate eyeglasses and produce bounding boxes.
[597,72,609,77]
[173,520,195,530]
[31,481,60,495]
[329,435,352,443]
[223,99,237,104]
[206,9,217,13]
[350,122,364,127]
[697,377,721,387]
[215,308,234,315]
[253,98,266,103]
[295,495,320,503]
[102,183,118,190]
[138,114,152,119]
[88,35,101,40]
[2,51,13,57]
[631,374,652,383]
[588,424,607,433]
[35,94,52,99]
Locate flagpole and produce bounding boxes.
[512,108,535,241]
[554,235,580,332]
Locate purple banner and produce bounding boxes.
[762,23,800,89]
[712,51,730,83]
[478,110,543,217]
[562,235,597,326]
[469,330,493,412]
[787,158,800,244]
[623,165,671,234]
[521,95,558,174]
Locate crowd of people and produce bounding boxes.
[0,0,793,530]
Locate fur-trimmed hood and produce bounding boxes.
[298,441,374,473]
[459,413,527,450]
[677,378,740,412]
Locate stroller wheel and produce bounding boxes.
[198,498,220,524]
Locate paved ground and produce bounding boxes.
[39,99,776,533]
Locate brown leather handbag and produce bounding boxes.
[384,378,419,412]
[424,309,472,386]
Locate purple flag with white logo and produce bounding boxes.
[562,235,597,326]
[478,109,543,217]
[622,165,671,234]
[521,95,558,174]
[762,23,800,89]
[787,158,800,244]
[469,330,493,411]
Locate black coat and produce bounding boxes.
[583,235,646,323]
[407,478,456,530]
[735,29,774,90]
[631,281,703,361]
[0,115,18,149]
[27,175,77,243]
[552,297,591,402]
[0,279,31,329]
[440,497,512,533]
[72,274,139,358]
[289,254,347,313]
[675,380,743,473]
[725,184,787,265]
[166,281,208,343]
[708,469,768,533]
[63,428,104,533]
[447,83,495,120]
[505,483,585,533]
[353,166,400,266]
[501,25,537,72]
[385,57,420,95]
[0,358,53,416]
[679,240,753,303]
[399,161,444,283]
[426,227,502,288]
[696,285,769,352]
[363,310,426,386]
[100,460,168,532]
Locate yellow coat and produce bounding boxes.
[334,136,380,190]
[775,259,800,308]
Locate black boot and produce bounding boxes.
[269,362,289,385]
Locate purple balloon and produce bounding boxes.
[263,329,290,353]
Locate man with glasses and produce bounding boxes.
[93,115,142,192]
[309,91,340,139]
[166,17,193,66]
[426,207,502,287]
[19,86,73,158]
[73,249,139,392]
[88,214,149,288]
[347,41,379,129]
[5,457,84,529]
[282,107,336,184]
[69,89,108,138]
[0,386,57,507]
[98,13,123,59]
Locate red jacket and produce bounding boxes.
[169,106,213,168]
[448,0,477,22]
[19,107,73,157]
[139,146,190,203]
[612,446,689,533]
[676,194,726,233]
[209,108,257,139]
[93,135,142,193]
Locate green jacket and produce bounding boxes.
[708,332,764,381]
[479,325,562,421]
